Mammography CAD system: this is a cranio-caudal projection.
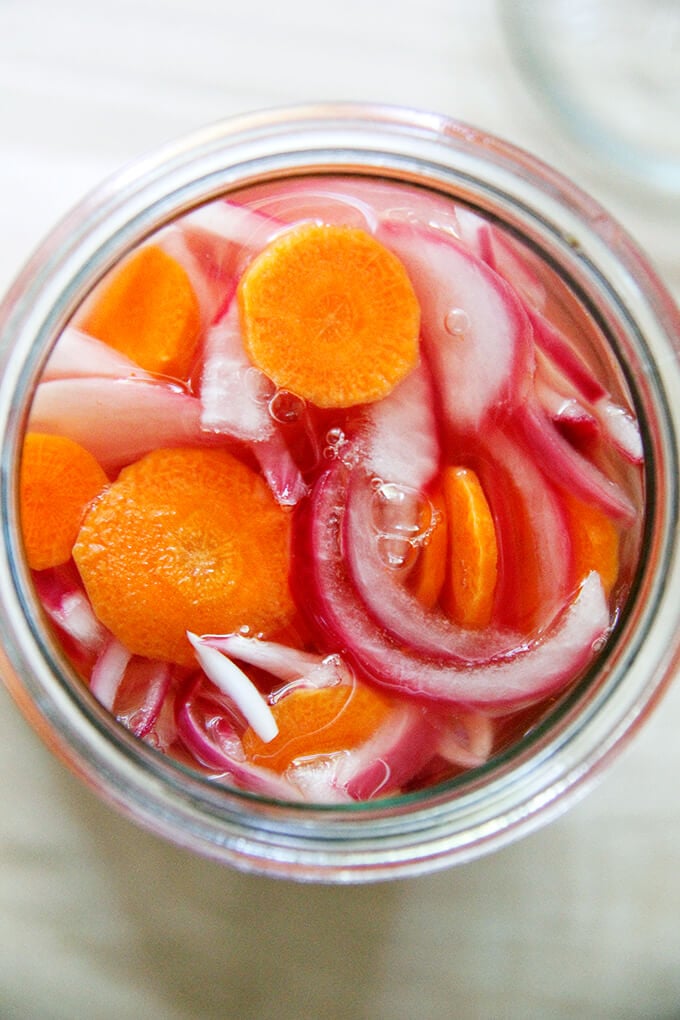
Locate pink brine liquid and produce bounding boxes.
[23,176,644,804]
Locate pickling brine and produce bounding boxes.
[21,175,644,803]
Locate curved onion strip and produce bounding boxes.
[432,712,495,769]
[476,426,573,631]
[234,175,462,239]
[33,568,107,656]
[188,633,278,742]
[342,467,520,663]
[297,464,611,710]
[115,658,173,739]
[455,207,548,311]
[361,357,440,491]
[515,400,637,523]
[376,218,534,434]
[335,702,436,800]
[199,300,275,441]
[526,306,607,405]
[89,636,131,710]
[183,198,286,249]
[175,677,302,800]
[43,328,156,382]
[175,676,244,769]
[29,376,206,473]
[198,633,327,682]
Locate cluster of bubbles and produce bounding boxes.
[370,479,439,571]
[243,367,309,426]
[323,427,361,470]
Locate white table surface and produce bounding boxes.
[1,2,679,1017]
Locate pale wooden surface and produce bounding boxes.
[1,2,679,1017]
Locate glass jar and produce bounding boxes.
[499,0,680,196]
[1,104,679,882]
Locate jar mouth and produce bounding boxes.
[1,102,680,880]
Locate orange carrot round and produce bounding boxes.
[441,466,498,629]
[80,244,201,380]
[564,494,620,596]
[237,223,421,408]
[409,488,448,609]
[20,432,109,571]
[73,447,294,666]
[241,681,391,773]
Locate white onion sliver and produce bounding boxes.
[90,637,132,710]
[252,432,309,506]
[200,633,325,682]
[183,200,284,248]
[362,357,440,491]
[30,377,205,472]
[43,328,155,382]
[53,590,107,654]
[434,712,495,769]
[188,632,278,742]
[199,302,275,441]
[597,398,644,464]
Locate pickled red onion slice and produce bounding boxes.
[89,636,131,710]
[297,462,611,710]
[30,377,205,472]
[198,633,329,683]
[516,400,637,522]
[43,328,156,382]
[175,676,302,800]
[476,426,573,631]
[527,306,608,405]
[455,207,548,311]
[343,468,517,662]
[432,711,495,769]
[335,701,436,800]
[188,632,278,743]
[199,300,275,442]
[361,357,440,491]
[183,198,285,250]
[377,218,534,434]
[251,429,309,507]
[89,638,171,738]
[33,566,106,656]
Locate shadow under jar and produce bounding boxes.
[0,104,679,882]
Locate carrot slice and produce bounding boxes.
[241,681,391,774]
[441,467,498,629]
[80,245,201,380]
[73,447,294,666]
[564,493,619,596]
[237,223,420,408]
[20,432,109,571]
[409,488,448,609]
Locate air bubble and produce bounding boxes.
[376,535,418,572]
[326,427,345,446]
[323,427,350,461]
[244,367,276,404]
[371,482,433,538]
[268,389,306,424]
[444,307,470,336]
